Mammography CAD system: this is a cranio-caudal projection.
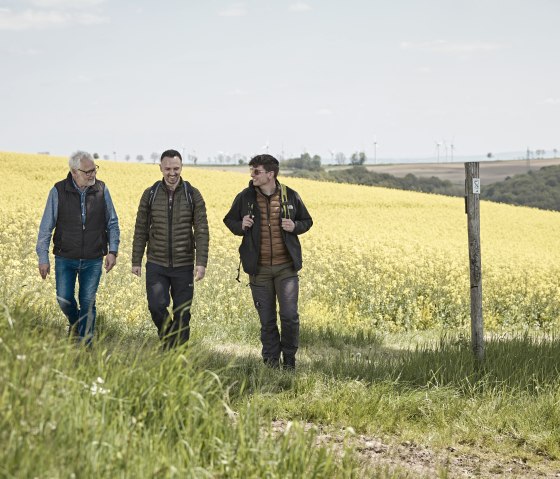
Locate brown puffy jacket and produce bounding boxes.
[255,188,291,266]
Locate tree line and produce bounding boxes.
[480,165,560,211]
[283,154,560,212]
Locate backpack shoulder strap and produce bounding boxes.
[148,180,162,210]
[182,180,195,215]
[280,183,290,219]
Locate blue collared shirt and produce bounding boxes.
[36,179,120,265]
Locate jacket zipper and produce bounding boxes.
[168,190,174,267]
[81,190,87,258]
[266,196,273,265]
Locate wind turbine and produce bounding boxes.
[435,142,442,163]
[328,149,335,164]
[262,140,269,153]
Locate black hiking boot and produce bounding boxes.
[263,357,280,369]
[282,355,296,371]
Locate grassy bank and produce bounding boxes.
[3,305,560,478]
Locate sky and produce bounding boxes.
[1,0,559,163]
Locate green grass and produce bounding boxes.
[1,308,361,478]
[3,304,560,478]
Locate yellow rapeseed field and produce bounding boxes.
[1,152,559,339]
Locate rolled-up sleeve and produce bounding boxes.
[36,187,58,265]
[104,187,120,254]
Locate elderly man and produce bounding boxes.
[36,150,120,346]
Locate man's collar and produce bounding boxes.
[71,176,92,193]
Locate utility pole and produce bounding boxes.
[465,162,484,362]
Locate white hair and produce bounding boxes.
[69,151,94,170]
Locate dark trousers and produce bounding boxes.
[146,262,194,347]
[249,263,299,361]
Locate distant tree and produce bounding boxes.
[150,152,159,164]
[136,154,144,162]
[93,153,99,159]
[232,153,246,164]
[283,153,322,171]
[553,148,558,158]
[350,151,366,165]
[103,154,110,160]
[487,152,493,159]
[124,154,131,162]
[335,152,346,165]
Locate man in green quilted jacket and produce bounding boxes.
[131,149,209,348]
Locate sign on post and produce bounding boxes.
[465,162,484,361]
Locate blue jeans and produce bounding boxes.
[55,256,103,345]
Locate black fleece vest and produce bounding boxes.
[53,173,108,259]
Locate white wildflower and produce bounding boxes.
[89,380,110,396]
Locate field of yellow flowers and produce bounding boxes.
[1,151,559,342]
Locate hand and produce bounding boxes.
[105,253,117,273]
[38,263,50,280]
[281,218,295,232]
[131,266,142,277]
[241,214,254,231]
[195,265,206,281]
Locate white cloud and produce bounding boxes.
[218,3,247,17]
[0,7,107,30]
[228,88,248,96]
[289,2,311,12]
[543,98,560,105]
[400,40,503,53]
[29,0,106,8]
[0,45,41,55]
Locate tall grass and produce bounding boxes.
[3,303,560,477]
[1,307,359,478]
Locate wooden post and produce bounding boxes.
[465,162,484,361]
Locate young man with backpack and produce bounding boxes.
[132,149,209,348]
[224,154,313,370]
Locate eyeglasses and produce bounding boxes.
[78,165,100,176]
[250,167,268,176]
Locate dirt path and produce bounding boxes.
[271,420,560,478]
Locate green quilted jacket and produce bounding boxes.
[132,179,209,268]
